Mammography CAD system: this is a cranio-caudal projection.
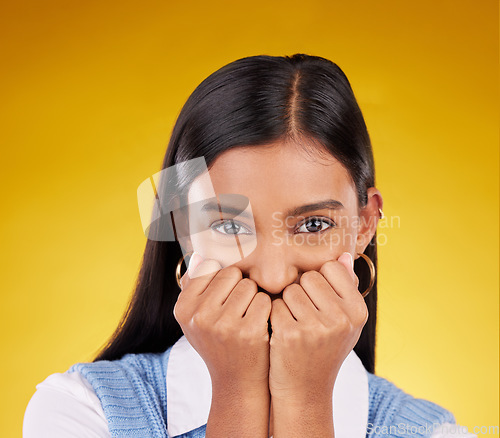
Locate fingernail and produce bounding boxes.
[188,251,203,275]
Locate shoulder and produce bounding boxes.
[66,347,175,436]
[23,347,176,438]
[366,372,477,437]
[69,347,173,384]
[23,370,110,437]
[67,347,174,407]
[366,371,460,437]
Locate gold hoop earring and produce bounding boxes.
[379,208,384,219]
[176,251,194,289]
[356,252,376,298]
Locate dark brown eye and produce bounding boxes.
[296,217,335,234]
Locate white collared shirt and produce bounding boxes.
[23,335,477,438]
[166,336,368,438]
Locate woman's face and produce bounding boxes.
[185,139,382,298]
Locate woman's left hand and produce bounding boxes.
[268,252,369,403]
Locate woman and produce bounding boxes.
[23,54,474,438]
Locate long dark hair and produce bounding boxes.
[93,53,378,374]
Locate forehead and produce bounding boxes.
[188,141,356,211]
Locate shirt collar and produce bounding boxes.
[166,335,369,438]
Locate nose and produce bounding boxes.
[242,236,299,296]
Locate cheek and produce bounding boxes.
[188,232,205,254]
[289,231,357,268]
[291,246,340,272]
[282,229,349,251]
[189,231,258,268]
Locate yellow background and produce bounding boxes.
[1,0,498,436]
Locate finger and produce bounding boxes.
[319,258,359,301]
[316,259,368,325]
[180,258,223,296]
[189,253,221,279]
[269,297,296,328]
[298,269,341,311]
[281,283,318,322]
[244,292,272,326]
[337,252,356,283]
[179,252,203,290]
[200,265,245,308]
[222,278,259,317]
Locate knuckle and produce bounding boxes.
[250,293,272,314]
[191,311,206,330]
[334,312,350,330]
[212,319,231,342]
[299,270,320,286]
[283,328,301,344]
[300,270,315,281]
[238,326,257,343]
[217,265,243,282]
[173,296,188,322]
[282,283,301,301]
[256,291,272,306]
[257,290,271,300]
[192,259,221,279]
[315,324,331,342]
[319,260,335,277]
[179,276,186,290]
[239,277,257,291]
[358,305,369,325]
[173,301,182,322]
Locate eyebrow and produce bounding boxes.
[199,198,344,219]
[200,201,253,219]
[285,199,345,217]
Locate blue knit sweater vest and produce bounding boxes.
[68,345,456,438]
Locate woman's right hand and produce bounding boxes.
[173,253,273,389]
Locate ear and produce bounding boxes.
[355,187,384,256]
